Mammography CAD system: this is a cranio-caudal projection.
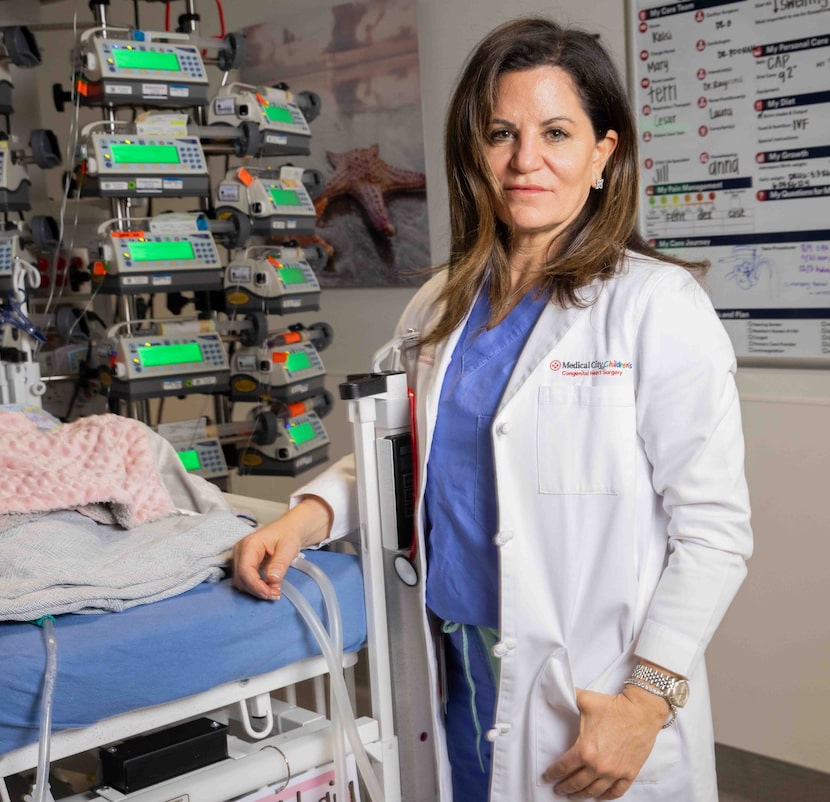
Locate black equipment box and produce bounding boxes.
[99,717,228,793]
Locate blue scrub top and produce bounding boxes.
[424,285,548,629]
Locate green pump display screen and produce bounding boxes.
[178,449,202,471]
[269,188,301,206]
[278,266,307,285]
[287,421,317,445]
[113,49,181,72]
[138,342,204,367]
[110,144,181,164]
[128,240,196,262]
[285,351,312,372]
[263,105,294,124]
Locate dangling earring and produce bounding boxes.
[594,177,604,190]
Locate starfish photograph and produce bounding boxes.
[318,144,426,238]
[242,0,430,287]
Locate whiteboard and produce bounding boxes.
[626,0,830,365]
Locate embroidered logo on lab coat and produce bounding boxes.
[549,359,633,377]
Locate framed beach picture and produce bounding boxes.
[242,0,431,287]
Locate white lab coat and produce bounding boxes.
[296,252,753,801]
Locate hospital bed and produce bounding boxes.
[0,404,409,802]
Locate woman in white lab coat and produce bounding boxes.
[233,17,753,801]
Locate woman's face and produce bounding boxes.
[484,66,618,255]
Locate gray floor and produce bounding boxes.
[716,744,830,802]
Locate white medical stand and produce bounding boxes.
[340,351,439,802]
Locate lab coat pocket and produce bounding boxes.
[533,648,580,787]
[631,718,680,784]
[585,650,681,785]
[537,385,634,494]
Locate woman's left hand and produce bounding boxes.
[542,686,668,799]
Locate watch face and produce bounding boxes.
[669,679,690,708]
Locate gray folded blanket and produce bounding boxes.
[0,415,255,620]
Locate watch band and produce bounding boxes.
[631,664,677,695]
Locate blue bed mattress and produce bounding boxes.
[0,549,366,755]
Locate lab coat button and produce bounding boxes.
[497,422,511,435]
[492,638,516,658]
[493,530,514,546]
[485,723,512,742]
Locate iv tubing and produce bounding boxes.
[290,557,346,802]
[282,565,385,802]
[30,617,57,802]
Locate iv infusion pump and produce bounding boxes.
[75,29,210,107]
[174,438,229,481]
[94,215,223,293]
[79,122,209,198]
[101,332,230,401]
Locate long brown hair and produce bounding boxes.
[423,16,704,345]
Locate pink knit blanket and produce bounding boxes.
[0,412,177,528]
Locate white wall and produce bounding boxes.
[708,370,830,773]
[21,0,830,776]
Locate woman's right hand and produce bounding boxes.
[231,495,333,600]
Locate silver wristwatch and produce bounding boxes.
[624,664,690,729]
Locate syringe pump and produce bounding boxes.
[214,165,321,237]
[0,130,62,211]
[237,406,330,477]
[229,321,333,403]
[1,26,42,114]
[224,244,326,314]
[207,83,320,157]
[0,216,60,294]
